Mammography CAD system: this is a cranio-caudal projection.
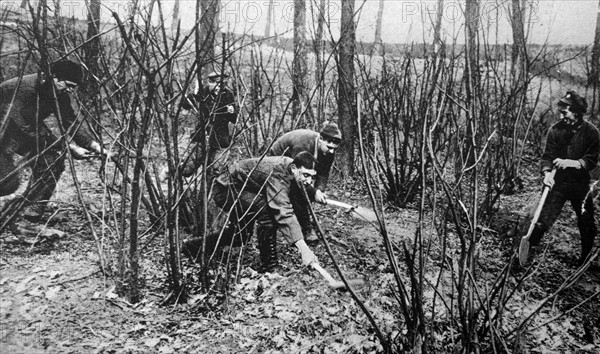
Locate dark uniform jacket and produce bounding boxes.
[0,73,95,155]
[269,129,334,192]
[183,86,238,150]
[215,156,316,244]
[541,119,600,189]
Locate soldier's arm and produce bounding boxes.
[55,93,96,149]
[540,128,558,174]
[314,154,334,191]
[57,93,110,157]
[579,126,600,171]
[265,178,304,245]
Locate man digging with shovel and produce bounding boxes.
[182,152,320,271]
[181,151,366,290]
[519,91,600,268]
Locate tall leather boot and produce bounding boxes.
[578,226,596,266]
[578,209,596,265]
[182,224,235,262]
[257,226,278,273]
[528,223,546,247]
[24,143,65,223]
[580,237,594,265]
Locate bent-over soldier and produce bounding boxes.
[0,60,107,221]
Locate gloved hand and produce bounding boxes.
[295,239,318,266]
[69,143,94,160]
[158,166,170,182]
[543,170,555,189]
[88,141,114,160]
[314,190,327,204]
[553,158,581,170]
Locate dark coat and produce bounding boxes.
[0,73,97,198]
[215,156,316,244]
[541,119,600,189]
[182,86,238,150]
[0,73,95,155]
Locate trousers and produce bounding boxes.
[530,183,597,261]
[0,137,66,207]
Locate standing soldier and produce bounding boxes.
[527,91,600,266]
[180,70,238,180]
[269,123,342,242]
[0,60,108,222]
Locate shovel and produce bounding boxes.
[518,170,556,266]
[325,199,378,223]
[311,262,367,291]
[300,188,368,291]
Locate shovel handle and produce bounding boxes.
[311,263,344,289]
[311,263,335,283]
[524,169,556,240]
[325,199,356,211]
[518,169,556,266]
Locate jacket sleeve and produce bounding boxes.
[579,126,600,171]
[216,90,238,124]
[314,154,334,191]
[57,93,95,149]
[188,97,210,143]
[265,176,304,244]
[540,128,557,174]
[314,174,329,192]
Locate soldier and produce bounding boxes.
[0,60,108,222]
[183,152,320,272]
[528,91,600,266]
[180,70,238,179]
[269,123,342,242]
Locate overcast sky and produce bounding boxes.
[2,0,599,45]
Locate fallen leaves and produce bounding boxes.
[274,310,297,322]
[1,169,598,354]
[14,275,36,294]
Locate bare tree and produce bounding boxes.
[313,0,327,123]
[53,0,61,26]
[590,0,600,114]
[510,0,527,83]
[314,0,326,67]
[85,0,102,129]
[373,0,384,54]
[199,0,220,64]
[85,0,101,75]
[171,0,180,33]
[293,0,312,125]
[433,0,444,54]
[264,0,273,39]
[465,0,481,98]
[338,0,356,177]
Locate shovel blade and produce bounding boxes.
[329,278,368,291]
[326,199,378,223]
[352,207,378,223]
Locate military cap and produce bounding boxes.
[558,90,588,115]
[50,60,84,85]
[320,123,342,141]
